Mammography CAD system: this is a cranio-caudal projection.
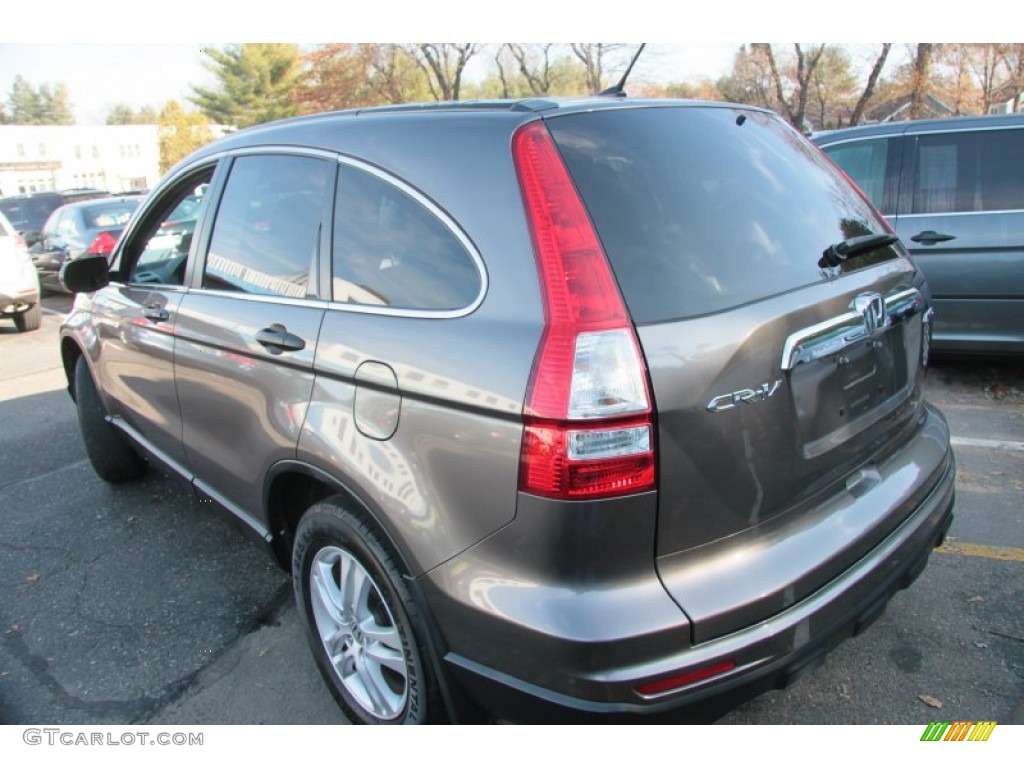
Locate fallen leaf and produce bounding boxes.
[975,642,988,649]
[918,694,943,709]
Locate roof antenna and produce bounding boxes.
[599,43,646,98]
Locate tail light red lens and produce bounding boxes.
[513,121,655,500]
[87,231,118,256]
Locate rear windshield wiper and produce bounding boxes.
[819,233,899,268]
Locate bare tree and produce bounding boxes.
[757,43,827,130]
[1005,44,1024,111]
[408,44,480,101]
[507,43,558,96]
[715,45,777,108]
[364,44,427,105]
[848,43,892,126]
[909,43,934,119]
[570,43,624,94]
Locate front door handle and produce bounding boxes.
[910,230,956,245]
[143,306,170,322]
[256,323,306,354]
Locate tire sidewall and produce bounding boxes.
[293,502,433,725]
[74,356,147,483]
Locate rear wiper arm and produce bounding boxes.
[819,233,899,268]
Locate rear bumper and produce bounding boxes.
[0,287,39,315]
[422,405,956,723]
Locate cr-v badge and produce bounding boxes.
[707,379,783,413]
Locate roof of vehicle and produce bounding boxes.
[812,111,1024,144]
[52,196,142,212]
[0,188,108,202]
[188,97,769,163]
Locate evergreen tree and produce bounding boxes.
[6,75,74,124]
[106,103,159,125]
[190,44,303,127]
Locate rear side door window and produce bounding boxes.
[911,129,1024,214]
[203,154,331,298]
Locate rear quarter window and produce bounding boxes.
[332,162,482,312]
[547,107,900,324]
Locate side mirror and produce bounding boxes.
[60,254,111,293]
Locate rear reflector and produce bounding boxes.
[634,660,737,696]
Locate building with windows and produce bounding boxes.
[0,125,160,196]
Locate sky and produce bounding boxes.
[0,43,746,124]
[0,2,1008,124]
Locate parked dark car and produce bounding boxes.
[0,188,111,247]
[31,196,141,292]
[59,98,955,724]
[813,113,1024,355]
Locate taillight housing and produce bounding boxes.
[87,231,118,256]
[513,121,655,500]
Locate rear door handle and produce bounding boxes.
[143,306,170,322]
[910,230,956,245]
[256,323,306,354]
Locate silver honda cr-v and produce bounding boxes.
[59,98,956,724]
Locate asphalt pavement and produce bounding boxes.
[1,296,1021,725]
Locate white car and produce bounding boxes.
[0,210,41,332]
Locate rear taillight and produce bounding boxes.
[513,121,655,500]
[87,231,118,256]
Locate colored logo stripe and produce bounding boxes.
[921,721,996,742]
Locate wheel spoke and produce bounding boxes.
[339,552,371,617]
[354,651,401,718]
[364,640,407,675]
[360,617,402,650]
[310,557,347,628]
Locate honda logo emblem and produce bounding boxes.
[853,292,888,335]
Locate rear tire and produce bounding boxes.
[14,303,41,332]
[74,357,147,483]
[293,498,443,724]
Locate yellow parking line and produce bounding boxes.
[937,540,1024,563]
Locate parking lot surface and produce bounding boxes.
[1,296,1021,725]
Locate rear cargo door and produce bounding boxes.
[548,105,932,641]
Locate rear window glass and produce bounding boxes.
[547,107,899,324]
[0,196,59,232]
[82,200,139,229]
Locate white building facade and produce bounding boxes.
[0,125,160,197]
